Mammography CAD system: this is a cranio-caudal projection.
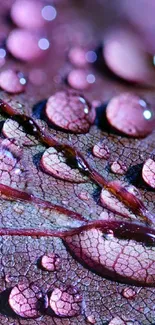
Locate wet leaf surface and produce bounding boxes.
[0,1,154,325]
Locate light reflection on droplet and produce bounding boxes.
[42,5,57,21]
[84,107,89,114]
[38,38,50,50]
[143,109,152,120]
[139,99,147,107]
[19,77,26,85]
[85,50,97,63]
[87,74,95,84]
[0,48,6,58]
[79,97,86,104]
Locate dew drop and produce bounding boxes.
[9,282,46,318]
[92,140,110,159]
[103,28,155,85]
[106,93,155,137]
[67,69,90,90]
[11,0,44,29]
[40,253,61,272]
[78,191,90,201]
[108,317,126,325]
[86,314,96,324]
[0,69,26,93]
[7,29,44,62]
[122,287,136,300]
[68,47,87,68]
[40,146,88,183]
[45,91,96,133]
[110,160,127,175]
[2,118,38,146]
[49,285,82,317]
[142,158,155,189]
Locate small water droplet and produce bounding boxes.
[68,47,87,68]
[110,160,127,175]
[49,285,82,317]
[67,69,89,90]
[40,253,61,272]
[86,314,96,324]
[13,203,25,214]
[93,140,110,159]
[78,191,90,201]
[142,158,155,189]
[122,287,136,299]
[108,317,126,325]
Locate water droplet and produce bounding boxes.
[106,93,155,137]
[42,5,57,21]
[86,314,96,324]
[7,29,45,62]
[68,47,87,68]
[40,146,88,183]
[11,0,44,29]
[85,50,97,63]
[122,287,136,299]
[110,160,127,175]
[9,282,46,318]
[49,285,82,317]
[0,69,26,93]
[93,140,110,159]
[67,69,89,90]
[13,202,25,214]
[108,316,126,325]
[103,28,155,85]
[40,253,61,271]
[45,91,95,133]
[142,158,155,188]
[78,191,90,201]
[38,38,50,51]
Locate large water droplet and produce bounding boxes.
[7,29,45,62]
[103,28,155,85]
[40,146,89,183]
[9,282,47,318]
[45,91,96,133]
[0,69,26,93]
[49,285,82,317]
[106,93,155,137]
[11,0,44,29]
